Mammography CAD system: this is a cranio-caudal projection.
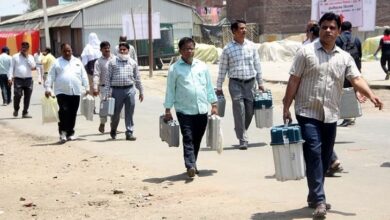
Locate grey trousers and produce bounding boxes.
[110,86,136,135]
[99,85,107,124]
[228,78,255,144]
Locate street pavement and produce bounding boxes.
[0,60,389,219]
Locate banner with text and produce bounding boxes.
[122,12,161,40]
[318,0,363,27]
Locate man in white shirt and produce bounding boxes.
[0,47,12,105]
[9,42,36,118]
[45,43,89,143]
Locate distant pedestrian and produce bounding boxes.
[34,49,43,84]
[309,25,319,42]
[9,42,36,118]
[41,47,56,84]
[303,20,318,45]
[164,37,218,178]
[45,43,90,143]
[0,46,12,105]
[104,42,143,141]
[81,32,102,93]
[93,41,115,133]
[216,19,264,150]
[283,12,383,218]
[374,28,390,80]
[114,35,137,62]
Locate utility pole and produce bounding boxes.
[148,0,153,77]
[42,0,50,48]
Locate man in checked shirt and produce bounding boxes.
[216,19,264,150]
[93,41,115,134]
[104,42,144,141]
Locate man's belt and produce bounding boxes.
[111,85,133,89]
[230,77,255,83]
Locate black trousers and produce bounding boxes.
[176,112,208,169]
[13,77,33,114]
[0,74,11,104]
[56,94,80,136]
[380,54,390,74]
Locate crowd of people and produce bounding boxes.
[0,12,387,218]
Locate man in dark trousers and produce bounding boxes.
[9,42,36,118]
[336,21,363,127]
[283,12,383,217]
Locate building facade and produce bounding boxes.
[227,0,390,35]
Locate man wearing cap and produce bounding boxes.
[0,47,12,105]
[8,42,36,118]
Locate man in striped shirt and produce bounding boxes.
[283,12,383,218]
[105,42,143,141]
[216,19,264,150]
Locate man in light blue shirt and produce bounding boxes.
[164,37,218,178]
[0,47,12,105]
[45,43,89,143]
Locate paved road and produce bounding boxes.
[1,60,389,219]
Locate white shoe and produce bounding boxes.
[59,132,67,143]
[67,135,77,141]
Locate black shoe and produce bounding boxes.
[22,114,32,118]
[110,130,116,139]
[239,142,248,150]
[187,167,196,178]
[339,119,352,127]
[13,111,18,117]
[126,134,136,141]
[195,168,199,175]
[385,73,390,80]
[98,124,105,133]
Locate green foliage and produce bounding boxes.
[26,0,39,12]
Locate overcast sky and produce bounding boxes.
[0,0,28,17]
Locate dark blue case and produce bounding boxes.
[254,90,273,109]
[270,124,303,145]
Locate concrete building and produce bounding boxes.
[0,0,197,60]
[226,0,390,37]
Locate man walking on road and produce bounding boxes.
[8,42,36,118]
[283,12,383,218]
[93,41,115,133]
[41,47,56,85]
[164,37,218,178]
[45,43,90,143]
[216,19,264,150]
[0,47,12,106]
[374,28,390,80]
[115,35,137,62]
[105,42,143,141]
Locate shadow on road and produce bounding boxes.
[143,169,218,184]
[334,141,355,144]
[30,138,87,146]
[251,207,356,220]
[209,142,267,151]
[0,117,23,120]
[380,162,390,167]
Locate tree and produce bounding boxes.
[24,0,39,12]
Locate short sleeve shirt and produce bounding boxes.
[289,41,361,123]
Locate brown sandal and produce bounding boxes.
[312,203,327,218]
